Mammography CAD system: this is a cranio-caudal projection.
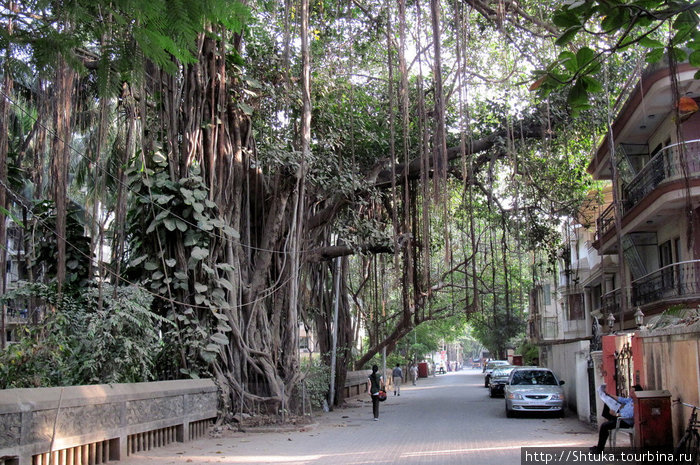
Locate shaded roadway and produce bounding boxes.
[121,368,597,465]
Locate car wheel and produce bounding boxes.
[489,387,495,398]
[557,409,565,418]
[505,406,514,418]
[484,376,490,388]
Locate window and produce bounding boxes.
[543,284,551,306]
[568,294,584,320]
[659,240,673,267]
[659,240,676,290]
[591,285,602,313]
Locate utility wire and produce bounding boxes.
[0,89,294,255]
[0,177,294,310]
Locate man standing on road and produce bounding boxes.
[410,364,418,385]
[392,363,403,396]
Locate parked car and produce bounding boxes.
[488,365,516,397]
[483,360,510,387]
[504,367,565,417]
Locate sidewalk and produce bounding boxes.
[119,370,598,465]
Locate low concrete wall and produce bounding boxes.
[344,370,371,398]
[0,379,217,465]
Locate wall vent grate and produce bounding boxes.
[126,426,181,456]
[32,439,118,465]
[188,419,211,441]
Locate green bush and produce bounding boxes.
[0,282,167,388]
[300,358,331,410]
[517,340,540,366]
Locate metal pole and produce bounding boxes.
[382,347,386,386]
[328,256,341,409]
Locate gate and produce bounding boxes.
[613,342,633,398]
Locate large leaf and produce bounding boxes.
[567,78,588,107]
[553,10,582,28]
[194,282,208,293]
[690,50,700,67]
[555,26,582,47]
[191,246,209,260]
[163,218,176,231]
[211,333,229,345]
[576,47,595,68]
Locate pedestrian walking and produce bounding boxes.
[410,364,418,385]
[367,364,384,421]
[392,363,403,396]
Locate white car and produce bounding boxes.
[504,367,565,417]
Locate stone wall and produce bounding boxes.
[0,379,218,465]
[344,370,371,398]
[637,322,700,443]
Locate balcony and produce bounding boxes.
[623,139,700,213]
[632,260,700,307]
[5,308,29,325]
[541,316,558,340]
[595,203,616,245]
[601,288,621,316]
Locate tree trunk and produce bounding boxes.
[49,55,76,293]
[0,2,14,348]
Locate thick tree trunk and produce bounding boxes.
[49,55,76,293]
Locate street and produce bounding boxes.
[121,368,598,465]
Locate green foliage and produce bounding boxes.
[125,151,239,376]
[458,330,484,360]
[536,0,700,113]
[300,357,331,410]
[516,339,540,366]
[29,199,93,288]
[396,316,467,362]
[0,283,165,388]
[470,307,525,360]
[2,0,249,81]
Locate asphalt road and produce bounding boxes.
[120,368,598,465]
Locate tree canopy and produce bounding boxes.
[0,0,696,415]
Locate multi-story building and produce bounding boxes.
[588,59,700,330]
[530,213,607,423]
[2,219,29,345]
[532,58,700,432]
[583,58,700,445]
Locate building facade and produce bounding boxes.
[531,57,700,436]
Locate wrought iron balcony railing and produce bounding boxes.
[623,139,700,213]
[595,203,616,244]
[601,288,621,316]
[632,260,700,307]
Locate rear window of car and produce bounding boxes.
[492,367,514,376]
[510,370,558,386]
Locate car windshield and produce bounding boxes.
[510,370,558,386]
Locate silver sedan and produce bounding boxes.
[504,367,565,417]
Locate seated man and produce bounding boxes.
[590,384,642,452]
